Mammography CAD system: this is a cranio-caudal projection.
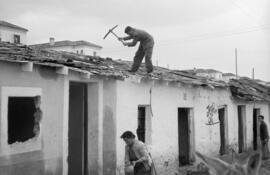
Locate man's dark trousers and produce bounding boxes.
[260,121,269,159]
[130,44,153,73]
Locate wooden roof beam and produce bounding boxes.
[56,66,68,75]
[21,62,33,72]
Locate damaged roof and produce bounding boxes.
[0,42,269,102]
[229,78,270,102]
[0,42,226,87]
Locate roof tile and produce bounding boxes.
[0,42,269,102]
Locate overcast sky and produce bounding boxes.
[1,0,269,81]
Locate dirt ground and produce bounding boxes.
[260,159,270,175]
[177,152,270,175]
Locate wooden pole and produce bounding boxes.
[235,48,238,79]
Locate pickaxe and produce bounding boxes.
[103,25,125,45]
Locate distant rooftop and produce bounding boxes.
[30,40,102,49]
[223,73,235,76]
[0,20,28,31]
[185,68,222,74]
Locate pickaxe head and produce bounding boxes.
[103,25,119,39]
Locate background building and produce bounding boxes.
[30,38,102,57]
[185,68,224,80]
[0,20,28,44]
[222,73,236,82]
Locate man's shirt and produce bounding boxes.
[123,28,154,49]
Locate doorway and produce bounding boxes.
[178,108,192,166]
[68,82,88,175]
[253,108,260,150]
[218,107,227,155]
[137,106,146,143]
[238,105,246,153]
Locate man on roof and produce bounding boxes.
[119,26,154,74]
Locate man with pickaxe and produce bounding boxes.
[120,26,154,73]
[104,25,154,73]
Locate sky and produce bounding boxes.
[1,0,270,81]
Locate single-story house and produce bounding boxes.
[0,42,269,175]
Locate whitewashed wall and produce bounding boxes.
[45,45,101,56]
[74,45,102,56]
[114,80,270,175]
[0,26,27,44]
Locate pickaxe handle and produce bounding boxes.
[103,25,125,45]
[110,30,120,39]
[110,30,125,44]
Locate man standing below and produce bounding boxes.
[121,131,152,175]
[120,26,154,74]
[258,115,269,159]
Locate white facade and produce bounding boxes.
[51,45,101,56]
[2,42,269,175]
[0,26,27,44]
[197,72,223,80]
[114,80,270,175]
[30,38,103,57]
[0,55,269,175]
[223,75,236,82]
